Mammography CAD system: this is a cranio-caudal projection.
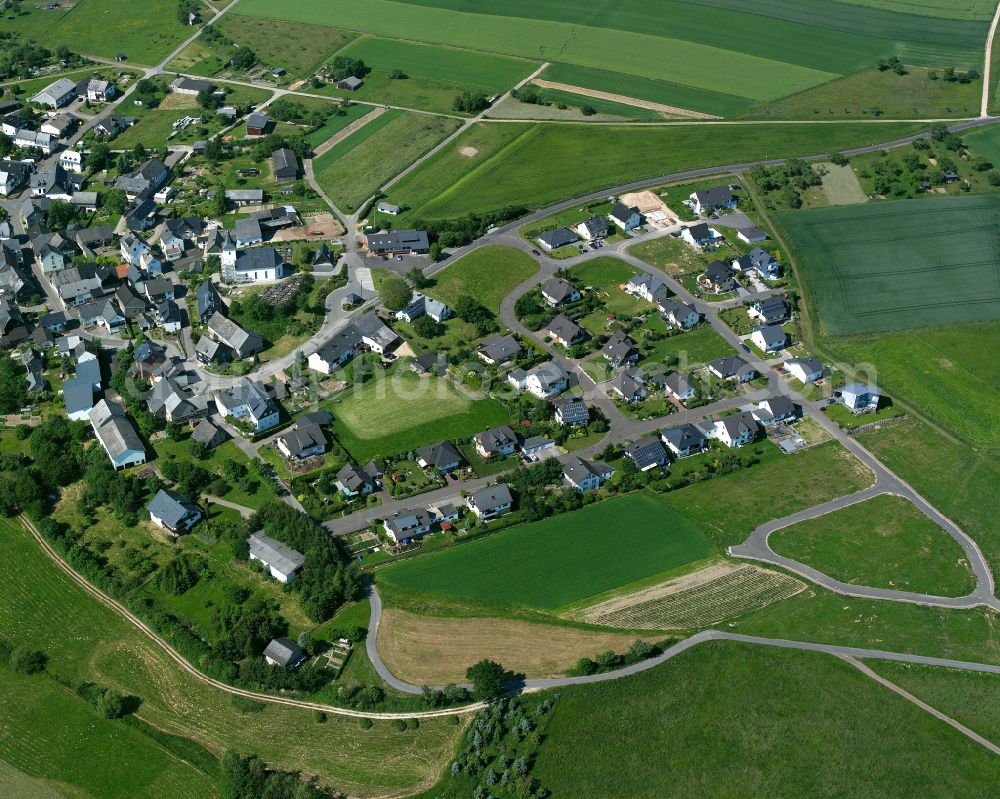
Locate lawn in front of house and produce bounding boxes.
[426,244,539,313]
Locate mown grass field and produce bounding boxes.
[0,664,219,799]
[237,0,987,117]
[770,494,976,597]
[779,196,1000,337]
[216,15,356,77]
[427,245,538,312]
[327,367,508,461]
[395,121,928,219]
[0,518,462,797]
[3,0,195,63]
[667,442,874,549]
[313,112,460,211]
[306,103,375,147]
[379,493,715,611]
[526,641,1000,798]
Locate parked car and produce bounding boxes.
[531,249,540,256]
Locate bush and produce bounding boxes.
[359,717,373,729]
[9,646,46,674]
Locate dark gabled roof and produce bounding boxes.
[547,314,584,344]
[555,396,589,424]
[469,483,513,510]
[709,354,752,378]
[263,636,304,667]
[477,334,520,363]
[537,227,578,249]
[147,489,200,529]
[752,324,787,348]
[278,422,326,457]
[540,277,577,304]
[625,436,667,470]
[693,186,733,206]
[609,202,639,221]
[271,147,298,176]
[416,440,461,469]
[661,423,705,452]
[475,425,518,453]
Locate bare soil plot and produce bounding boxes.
[270,212,345,241]
[377,608,657,684]
[580,562,805,629]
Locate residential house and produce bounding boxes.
[688,186,737,215]
[78,297,125,334]
[475,425,518,459]
[476,334,520,365]
[263,637,305,667]
[143,278,174,304]
[59,149,84,174]
[663,371,696,402]
[206,312,264,359]
[124,197,158,232]
[708,355,756,382]
[625,436,668,472]
[838,383,881,413]
[196,280,221,324]
[711,411,760,448]
[0,160,30,197]
[467,484,513,521]
[562,456,615,492]
[89,399,146,470]
[365,229,430,256]
[539,277,580,307]
[148,489,202,535]
[156,300,182,333]
[224,188,264,206]
[307,328,358,374]
[416,441,462,473]
[115,157,169,201]
[40,113,77,139]
[93,116,128,139]
[214,379,280,433]
[702,260,737,294]
[750,324,788,353]
[376,201,401,215]
[754,395,796,426]
[661,424,707,458]
[681,223,722,249]
[15,128,56,155]
[574,215,608,241]
[191,418,226,450]
[610,367,647,403]
[624,273,668,304]
[602,331,638,368]
[276,422,326,460]
[608,202,641,231]
[748,296,790,325]
[234,216,263,247]
[86,78,115,103]
[271,148,299,182]
[734,247,780,280]
[508,360,569,399]
[221,238,285,283]
[737,225,767,244]
[395,292,451,324]
[546,314,585,347]
[121,231,152,267]
[354,312,400,354]
[63,374,97,421]
[784,357,823,384]
[537,227,579,251]
[659,299,700,330]
[335,463,376,497]
[384,508,433,543]
[554,396,589,426]
[248,532,304,583]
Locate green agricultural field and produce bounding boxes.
[779,196,1000,337]
[2,0,197,63]
[819,321,1000,447]
[312,108,400,164]
[327,366,508,461]
[539,62,754,118]
[525,641,1000,798]
[770,494,976,596]
[0,519,462,797]
[834,0,995,20]
[313,112,461,211]
[427,245,538,312]
[667,442,874,549]
[744,66,982,120]
[858,418,1000,579]
[237,0,987,116]
[379,493,715,611]
[0,665,219,799]
[961,122,1000,164]
[397,121,928,220]
[306,102,374,147]
[336,36,535,92]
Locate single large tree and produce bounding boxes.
[466,659,508,701]
[380,275,412,312]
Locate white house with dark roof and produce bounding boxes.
[574,215,608,241]
[276,422,326,460]
[681,223,722,249]
[384,508,434,542]
[709,355,756,383]
[610,367,647,403]
[508,361,569,399]
[754,396,796,426]
[540,277,580,307]
[554,396,589,426]
[546,314,586,347]
[537,227,578,251]
[148,489,202,535]
[661,424,707,458]
[562,456,615,492]
[416,441,462,473]
[625,436,668,472]
[750,324,788,353]
[624,273,668,304]
[784,357,823,384]
[476,334,520,365]
[837,383,881,413]
[335,463,376,497]
[467,484,513,521]
[608,202,641,231]
[663,371,696,402]
[710,411,761,448]
[475,425,518,459]
[748,296,790,325]
[688,186,736,215]
[214,379,279,433]
[602,331,638,368]
[734,248,780,280]
[263,637,305,667]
